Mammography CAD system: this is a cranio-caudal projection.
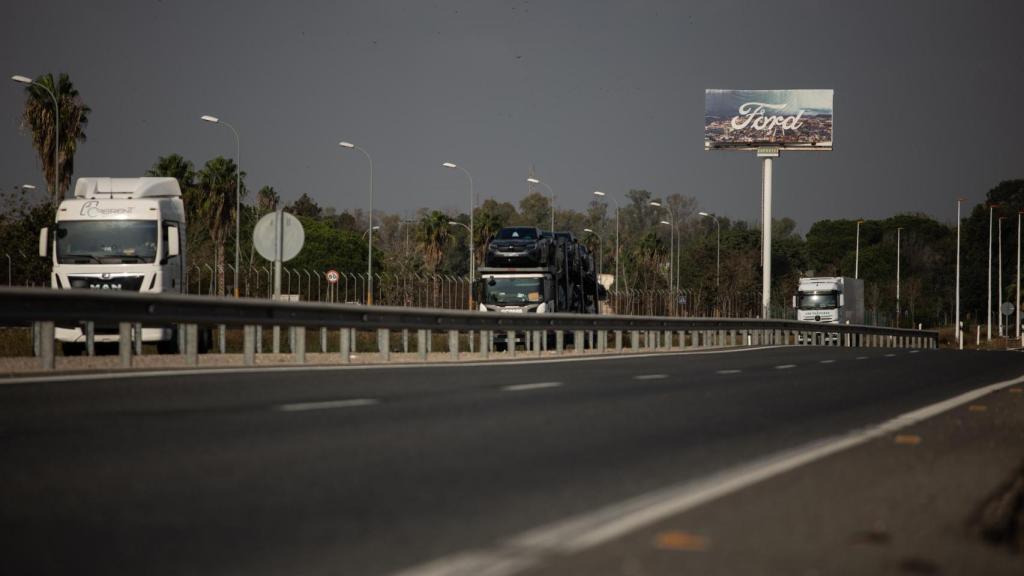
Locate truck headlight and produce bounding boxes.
[536,302,547,314]
[479,303,488,312]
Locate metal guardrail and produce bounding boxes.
[0,287,938,371]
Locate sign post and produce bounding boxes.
[254,209,305,352]
[705,89,834,318]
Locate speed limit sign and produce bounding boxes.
[326,269,340,285]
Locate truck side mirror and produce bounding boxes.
[38,227,49,259]
[166,226,180,258]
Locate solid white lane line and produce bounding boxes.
[0,346,786,387]
[390,372,1024,576]
[884,353,896,358]
[716,369,742,375]
[277,398,378,412]
[909,350,920,354]
[819,360,835,364]
[633,374,668,380]
[775,364,797,370]
[856,356,869,360]
[503,382,563,392]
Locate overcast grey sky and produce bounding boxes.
[2,0,1022,229]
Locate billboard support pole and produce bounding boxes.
[758,146,779,319]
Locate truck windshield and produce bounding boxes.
[798,292,838,310]
[483,277,543,305]
[55,220,158,264]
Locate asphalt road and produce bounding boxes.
[1,346,1022,575]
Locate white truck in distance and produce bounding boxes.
[794,276,864,325]
[39,177,187,354]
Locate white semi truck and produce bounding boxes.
[39,177,189,354]
[794,276,864,325]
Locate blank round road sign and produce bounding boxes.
[253,211,304,262]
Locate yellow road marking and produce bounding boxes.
[1009,388,1022,394]
[968,404,988,412]
[653,530,709,552]
[894,434,921,445]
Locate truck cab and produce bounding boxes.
[39,177,186,352]
[794,276,864,325]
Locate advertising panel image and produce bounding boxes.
[705,89,833,150]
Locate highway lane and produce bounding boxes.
[1,346,1022,575]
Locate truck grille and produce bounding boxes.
[67,275,146,291]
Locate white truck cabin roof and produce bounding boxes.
[74,177,181,200]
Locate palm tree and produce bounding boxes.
[417,210,451,272]
[196,157,246,296]
[18,73,91,203]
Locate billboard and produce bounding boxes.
[705,89,833,150]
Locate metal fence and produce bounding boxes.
[0,286,939,371]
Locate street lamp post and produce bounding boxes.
[650,201,675,300]
[201,115,242,298]
[999,216,1006,337]
[855,219,864,279]
[593,191,619,312]
[988,204,998,340]
[448,221,474,308]
[339,141,374,304]
[12,75,59,204]
[527,177,555,234]
[583,228,602,314]
[896,227,903,327]
[956,198,965,349]
[443,162,474,307]
[698,212,721,287]
[1011,212,1019,340]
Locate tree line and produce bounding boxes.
[5,72,1022,329]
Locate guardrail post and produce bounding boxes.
[185,324,198,365]
[119,322,132,368]
[525,330,532,352]
[340,328,351,363]
[774,329,782,346]
[449,330,459,361]
[469,330,475,354]
[663,330,671,349]
[293,327,306,363]
[378,328,390,362]
[575,330,584,354]
[556,330,564,353]
[480,330,489,359]
[418,329,428,361]
[320,327,327,353]
[218,324,226,354]
[39,321,54,370]
[598,330,607,353]
[86,321,95,356]
[273,326,281,354]
[243,325,255,366]
[134,322,143,356]
[402,329,409,354]
[256,325,263,354]
[509,331,517,358]
[534,330,543,356]
[32,322,40,357]
[631,330,640,351]
[615,330,623,352]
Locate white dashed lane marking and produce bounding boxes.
[633,374,669,380]
[775,364,798,370]
[856,356,869,360]
[503,382,563,392]
[277,398,378,412]
[819,360,835,364]
[884,353,896,358]
[716,369,742,375]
